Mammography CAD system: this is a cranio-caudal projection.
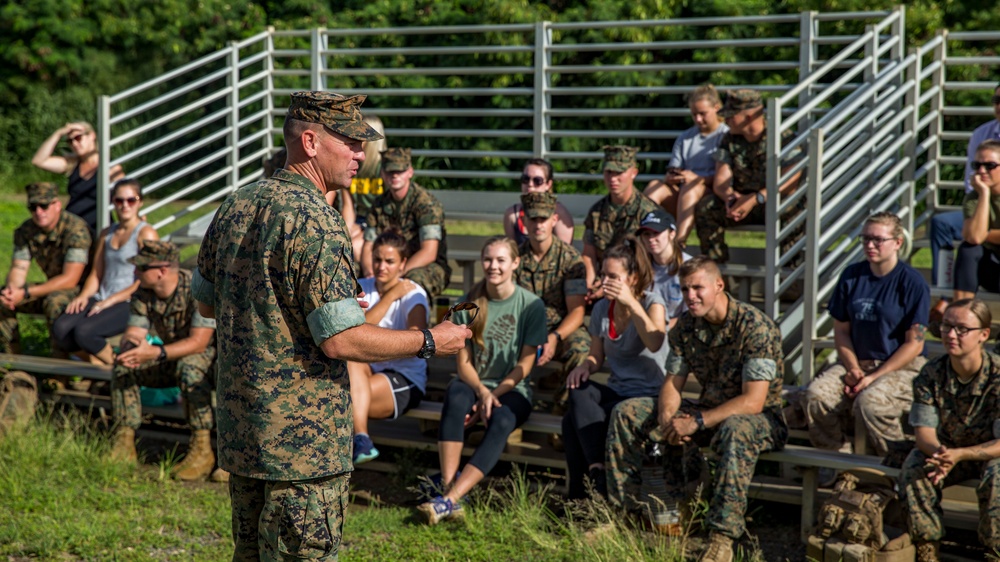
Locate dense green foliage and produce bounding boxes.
[1,0,997,193]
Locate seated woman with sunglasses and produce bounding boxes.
[347,229,430,465]
[417,235,547,525]
[951,140,1000,303]
[503,159,575,245]
[804,211,929,460]
[897,298,1000,558]
[51,179,158,365]
[562,236,667,499]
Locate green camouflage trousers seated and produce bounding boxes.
[606,396,787,540]
[0,288,77,354]
[111,347,216,430]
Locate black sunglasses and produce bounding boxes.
[520,174,547,187]
[114,196,141,206]
[971,161,1000,172]
[136,264,169,272]
[441,301,480,326]
[28,202,52,212]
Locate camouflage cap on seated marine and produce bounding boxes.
[602,145,638,173]
[382,148,412,172]
[26,182,59,205]
[719,89,763,118]
[286,91,384,142]
[521,192,558,219]
[129,240,180,267]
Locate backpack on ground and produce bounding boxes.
[0,369,38,435]
[806,468,915,562]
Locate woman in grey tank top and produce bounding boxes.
[51,179,158,365]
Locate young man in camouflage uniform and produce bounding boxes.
[0,182,91,355]
[605,256,787,562]
[109,241,218,481]
[582,145,660,302]
[514,192,588,416]
[694,89,804,264]
[361,147,451,299]
[193,91,469,561]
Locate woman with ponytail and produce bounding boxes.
[561,236,668,499]
[417,236,547,525]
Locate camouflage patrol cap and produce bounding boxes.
[521,192,558,219]
[286,91,384,142]
[381,148,412,172]
[719,89,763,118]
[602,145,638,172]
[129,240,180,266]
[26,182,59,205]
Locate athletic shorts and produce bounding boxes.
[377,369,424,419]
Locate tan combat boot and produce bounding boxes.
[209,467,230,483]
[698,533,734,562]
[171,429,215,481]
[110,427,137,463]
[915,542,940,562]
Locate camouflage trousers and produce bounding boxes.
[694,192,805,265]
[606,397,787,540]
[405,262,451,301]
[111,347,216,430]
[230,472,349,561]
[0,288,78,354]
[898,448,1000,548]
[804,357,925,457]
[544,326,590,413]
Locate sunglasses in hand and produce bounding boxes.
[442,301,480,325]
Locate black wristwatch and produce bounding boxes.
[22,285,30,300]
[694,410,706,431]
[416,328,435,359]
[551,332,562,343]
[755,191,766,205]
[157,345,167,362]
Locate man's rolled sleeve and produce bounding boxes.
[306,298,366,346]
[664,350,690,379]
[909,403,940,429]
[419,224,443,242]
[713,141,733,166]
[128,314,150,329]
[564,278,587,296]
[742,358,778,382]
[191,268,215,307]
[363,226,379,242]
[64,248,89,263]
[191,310,217,329]
[12,246,30,262]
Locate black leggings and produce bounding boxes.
[562,380,627,499]
[51,298,130,355]
[439,379,532,475]
[953,242,1000,294]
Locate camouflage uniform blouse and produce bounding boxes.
[193,169,365,481]
[363,181,451,277]
[583,190,660,263]
[515,239,587,329]
[12,211,91,276]
[909,352,1000,449]
[714,128,800,194]
[129,268,216,345]
[665,295,784,411]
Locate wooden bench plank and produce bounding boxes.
[1,353,111,381]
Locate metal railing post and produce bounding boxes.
[765,97,780,318]
[97,96,112,233]
[265,27,276,159]
[864,24,878,80]
[929,30,947,213]
[229,42,241,193]
[798,11,818,131]
[802,128,825,386]
[903,49,919,237]
[311,28,327,91]
[533,21,551,159]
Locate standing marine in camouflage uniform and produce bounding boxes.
[606,256,787,562]
[192,92,469,561]
[694,89,804,264]
[515,192,588,411]
[582,145,661,302]
[896,299,1000,561]
[361,147,451,299]
[0,182,91,355]
[109,241,217,481]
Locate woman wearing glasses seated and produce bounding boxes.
[51,179,158,365]
[417,235,547,525]
[952,140,1000,304]
[805,211,929,459]
[562,236,667,499]
[32,121,125,235]
[347,229,430,465]
[503,159,575,245]
[897,298,1000,558]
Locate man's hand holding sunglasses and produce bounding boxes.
[425,301,478,357]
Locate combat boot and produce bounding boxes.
[698,533,733,562]
[110,427,137,463]
[915,541,940,562]
[172,429,215,481]
[209,467,230,483]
